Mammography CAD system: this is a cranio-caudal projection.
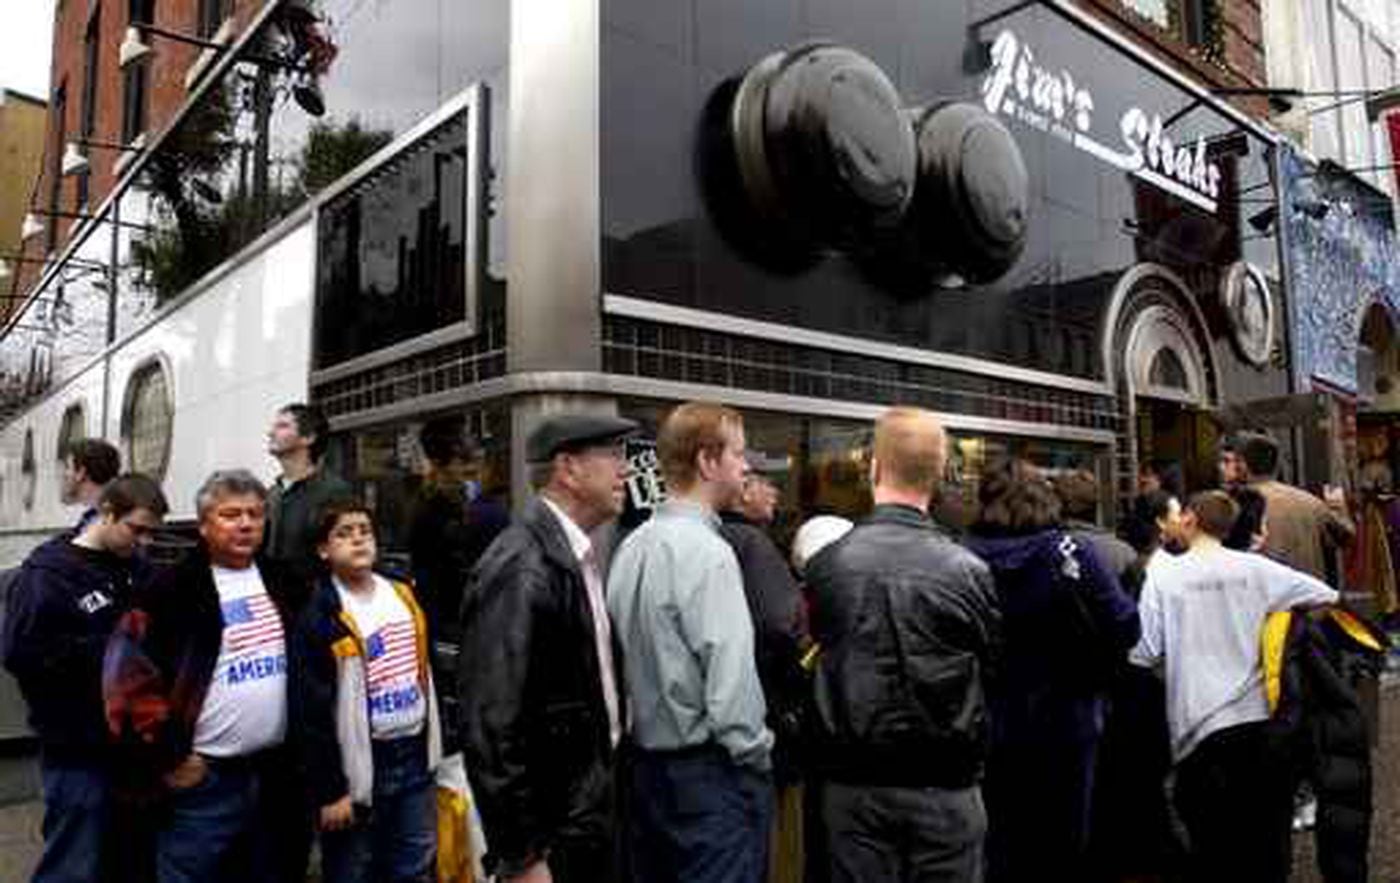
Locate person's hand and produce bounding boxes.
[1323,484,1347,510]
[506,860,553,883]
[162,754,207,791]
[319,795,355,832]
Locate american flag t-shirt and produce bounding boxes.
[193,567,288,757]
[337,577,426,739]
[221,595,285,657]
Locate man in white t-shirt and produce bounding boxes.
[105,469,304,883]
[1130,490,1337,883]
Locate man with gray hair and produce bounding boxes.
[460,412,636,883]
[105,469,307,883]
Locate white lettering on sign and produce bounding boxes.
[981,29,1222,214]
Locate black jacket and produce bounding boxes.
[458,498,620,877]
[806,504,1001,788]
[719,512,811,782]
[103,545,303,777]
[1271,609,1390,883]
[2,532,149,759]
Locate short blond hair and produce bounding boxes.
[873,407,946,494]
[657,402,744,490]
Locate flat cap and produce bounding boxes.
[526,413,638,462]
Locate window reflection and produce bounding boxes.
[615,398,1113,547]
[113,0,508,329]
[325,404,511,644]
[314,110,471,367]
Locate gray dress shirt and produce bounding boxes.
[606,499,774,772]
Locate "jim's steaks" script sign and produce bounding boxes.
[981,28,1223,214]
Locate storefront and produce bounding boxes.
[297,0,1297,633]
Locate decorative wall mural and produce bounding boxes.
[1280,146,1400,393]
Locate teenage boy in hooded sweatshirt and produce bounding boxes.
[3,474,168,883]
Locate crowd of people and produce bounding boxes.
[1,400,1389,883]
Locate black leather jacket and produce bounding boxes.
[457,498,619,877]
[807,504,1001,788]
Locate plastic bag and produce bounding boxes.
[435,753,487,883]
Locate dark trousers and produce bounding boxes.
[1173,723,1294,883]
[256,745,314,883]
[984,735,1098,882]
[822,782,986,883]
[33,759,109,883]
[156,757,271,883]
[628,746,772,883]
[321,735,437,883]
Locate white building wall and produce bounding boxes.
[105,218,316,522]
[0,216,316,566]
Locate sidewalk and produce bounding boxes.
[0,800,40,883]
[1,680,1397,882]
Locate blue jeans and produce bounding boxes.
[321,735,436,883]
[33,760,108,883]
[628,745,773,883]
[156,757,270,883]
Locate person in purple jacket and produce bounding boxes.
[965,459,1140,883]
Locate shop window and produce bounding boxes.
[121,358,173,480]
[326,404,511,643]
[21,428,36,511]
[57,402,87,461]
[614,399,1113,540]
[314,108,478,368]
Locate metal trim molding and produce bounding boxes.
[325,369,1116,445]
[603,294,1114,396]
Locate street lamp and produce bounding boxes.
[20,208,151,242]
[119,24,228,71]
[61,138,145,177]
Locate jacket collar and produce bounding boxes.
[522,496,586,575]
[864,503,933,529]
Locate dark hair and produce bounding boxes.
[1052,469,1100,522]
[974,459,1061,535]
[1123,489,1176,554]
[67,438,120,486]
[1224,486,1267,551]
[280,403,331,462]
[1187,490,1239,540]
[419,415,475,467]
[1238,432,1279,479]
[314,498,375,546]
[99,473,169,519]
[1141,459,1185,499]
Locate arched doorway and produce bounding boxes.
[1107,264,1219,498]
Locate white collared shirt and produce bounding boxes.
[541,496,622,747]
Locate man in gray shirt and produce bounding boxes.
[607,401,774,883]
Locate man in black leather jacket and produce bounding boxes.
[458,412,635,883]
[806,407,1001,883]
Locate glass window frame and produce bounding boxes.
[121,356,174,481]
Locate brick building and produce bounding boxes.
[7,0,266,300]
[1076,0,1270,114]
[0,90,47,320]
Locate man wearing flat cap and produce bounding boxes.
[458,411,636,883]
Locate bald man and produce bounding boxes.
[805,407,1001,883]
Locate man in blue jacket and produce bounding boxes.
[3,474,167,883]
